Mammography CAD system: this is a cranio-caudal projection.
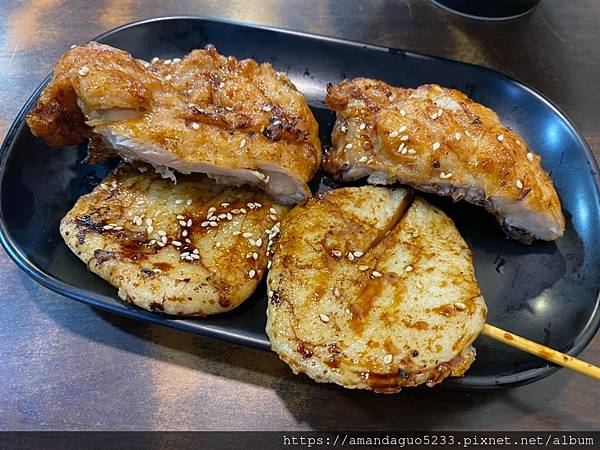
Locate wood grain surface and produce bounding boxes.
[0,0,599,431]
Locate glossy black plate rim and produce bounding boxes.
[1,16,599,389]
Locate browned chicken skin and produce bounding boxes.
[323,78,564,243]
[27,42,322,203]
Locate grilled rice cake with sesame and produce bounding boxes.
[27,42,321,204]
[266,186,487,392]
[60,165,288,316]
[323,79,564,243]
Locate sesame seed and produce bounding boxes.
[193,248,199,254]
[527,152,534,162]
[152,268,162,273]
[400,135,409,141]
[371,271,382,278]
[383,354,393,364]
[347,252,355,262]
[430,113,438,120]
[191,254,200,260]
[262,104,273,112]
[248,269,256,279]
[176,214,185,219]
[432,142,441,150]
[175,199,183,205]
[398,125,407,133]
[172,241,182,247]
[454,302,467,310]
[334,288,340,297]
[102,225,113,230]
[157,230,167,236]
[249,239,256,246]
[240,208,247,214]
[243,232,253,238]
[161,236,167,243]
[269,214,278,221]
[180,220,188,227]
[151,57,159,64]
[331,249,342,257]
[180,252,190,257]
[407,149,417,155]
[252,252,259,260]
[269,207,277,214]
[78,66,89,76]
[497,134,504,142]
[157,242,165,247]
[437,109,443,116]
[233,231,241,236]
[398,143,406,153]
[221,202,230,207]
[400,109,406,116]
[187,219,192,227]
[226,213,233,220]
[353,251,363,258]
[405,265,414,272]
[164,74,172,81]
[186,199,192,206]
[341,125,348,133]
[147,226,154,234]
[389,130,399,138]
[209,221,218,227]
[240,139,247,148]
[208,207,216,213]
[267,260,272,269]
[201,221,210,227]
[358,156,368,163]
[401,147,408,155]
[216,242,222,248]
[231,209,241,215]
[440,172,453,179]
[319,313,330,323]
[146,218,153,226]
[516,179,524,189]
[173,58,181,63]
[359,123,366,130]
[255,238,263,247]
[455,132,462,140]
[254,202,262,208]
[219,82,225,89]
[359,265,369,271]
[218,213,226,219]
[345,143,353,150]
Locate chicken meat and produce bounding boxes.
[27,42,322,203]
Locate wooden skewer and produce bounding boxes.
[482,323,600,381]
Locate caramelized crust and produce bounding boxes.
[266,186,487,392]
[324,78,564,243]
[27,42,321,203]
[60,165,289,316]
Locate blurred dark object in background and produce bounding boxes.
[431,0,541,20]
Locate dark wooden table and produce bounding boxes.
[1,0,599,431]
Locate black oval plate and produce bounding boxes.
[1,17,599,389]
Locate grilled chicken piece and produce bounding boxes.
[60,165,289,316]
[323,79,564,243]
[266,186,487,392]
[27,42,321,203]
